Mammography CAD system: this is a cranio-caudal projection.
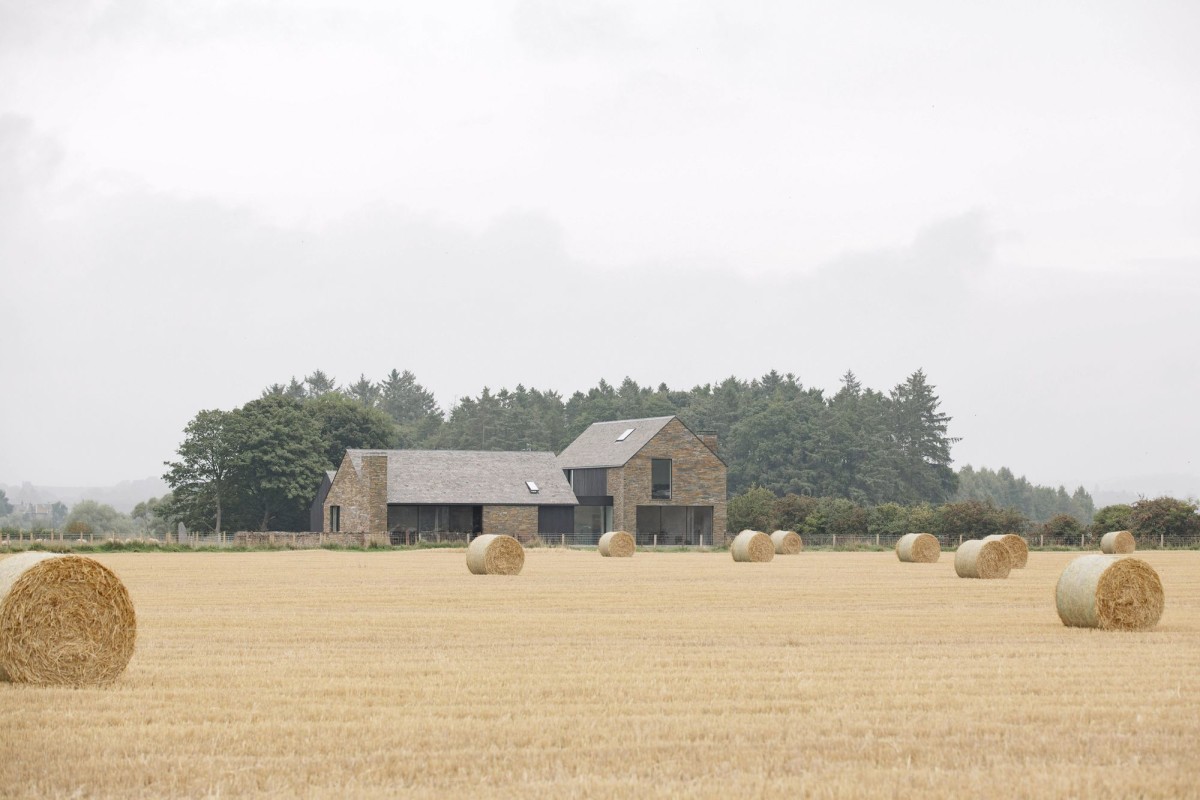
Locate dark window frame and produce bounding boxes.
[651,458,672,499]
[330,505,341,532]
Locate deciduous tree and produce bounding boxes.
[164,409,243,539]
[1128,497,1200,544]
[727,486,776,532]
[64,500,132,537]
[234,396,328,531]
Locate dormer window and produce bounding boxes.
[526,481,540,494]
[616,428,635,442]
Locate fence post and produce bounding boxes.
[1040,534,1043,548]
[1161,533,1165,548]
[1080,533,1084,549]
[958,534,962,546]
[561,534,565,548]
[700,534,704,548]
[654,534,658,548]
[832,534,836,550]
[875,533,880,548]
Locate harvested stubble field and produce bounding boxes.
[3,549,1199,799]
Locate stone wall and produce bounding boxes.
[363,454,388,535]
[612,418,728,544]
[323,453,388,536]
[323,453,367,533]
[482,505,539,542]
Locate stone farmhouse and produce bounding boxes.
[315,415,727,545]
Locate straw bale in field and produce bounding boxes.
[0,552,137,685]
[983,533,1029,568]
[466,534,525,575]
[954,539,1011,579]
[598,531,635,558]
[896,533,940,563]
[769,530,803,555]
[1100,530,1136,554]
[731,530,774,562]
[1056,554,1163,631]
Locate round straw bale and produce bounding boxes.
[954,539,1011,579]
[1100,530,1136,554]
[731,530,774,562]
[0,552,137,685]
[598,531,635,558]
[1056,555,1163,630]
[983,533,1029,568]
[896,532,940,563]
[465,534,525,575]
[769,530,803,555]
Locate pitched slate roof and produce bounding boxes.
[556,416,676,469]
[345,449,576,505]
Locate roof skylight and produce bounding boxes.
[616,428,635,442]
[526,481,540,494]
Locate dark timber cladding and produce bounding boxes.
[569,468,608,496]
[538,505,574,534]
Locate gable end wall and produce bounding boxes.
[612,418,727,543]
[323,453,387,535]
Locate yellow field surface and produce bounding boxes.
[3,549,1199,798]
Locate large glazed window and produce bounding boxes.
[330,505,340,532]
[651,459,672,499]
[636,505,712,546]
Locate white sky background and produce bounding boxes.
[1,0,1197,496]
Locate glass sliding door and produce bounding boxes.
[636,505,714,545]
[388,505,419,545]
[686,506,713,545]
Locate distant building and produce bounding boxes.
[315,415,727,544]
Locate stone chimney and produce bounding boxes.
[698,430,719,455]
[363,453,388,536]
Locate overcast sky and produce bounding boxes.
[1,1,1197,498]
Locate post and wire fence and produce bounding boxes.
[3,530,1199,550]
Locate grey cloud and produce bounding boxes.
[0,121,1195,493]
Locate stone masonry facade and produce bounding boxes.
[322,452,387,535]
[610,418,728,545]
[482,506,539,542]
[324,451,542,543]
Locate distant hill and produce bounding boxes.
[0,477,170,514]
[1090,473,1200,509]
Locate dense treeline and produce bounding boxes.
[262,367,960,503]
[954,465,1094,524]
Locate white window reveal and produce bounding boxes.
[526,481,540,494]
[616,428,635,442]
